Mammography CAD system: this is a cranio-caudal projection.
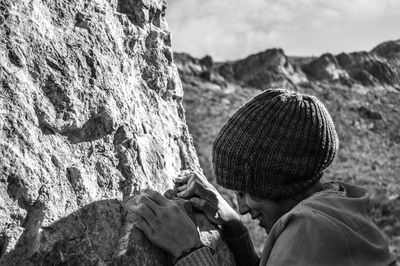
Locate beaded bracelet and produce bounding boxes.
[172,243,207,264]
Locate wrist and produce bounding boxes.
[222,219,247,240]
[171,236,203,259]
[217,196,241,225]
[172,242,206,264]
[223,210,241,225]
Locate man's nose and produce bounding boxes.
[237,195,250,215]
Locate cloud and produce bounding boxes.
[167,0,400,60]
[167,0,293,59]
[317,0,400,17]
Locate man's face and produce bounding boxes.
[235,192,284,233]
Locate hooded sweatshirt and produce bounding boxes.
[175,182,396,266]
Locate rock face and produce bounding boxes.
[0,0,234,265]
[174,40,400,259]
[336,52,399,86]
[302,53,349,81]
[372,40,400,61]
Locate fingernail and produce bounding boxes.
[177,192,182,197]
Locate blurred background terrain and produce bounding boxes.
[174,39,400,259]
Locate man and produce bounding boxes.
[131,89,396,265]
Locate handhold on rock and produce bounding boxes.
[75,12,90,30]
[8,46,26,67]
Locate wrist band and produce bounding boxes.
[173,243,206,264]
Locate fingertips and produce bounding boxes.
[178,170,194,177]
[177,184,187,192]
[177,182,195,198]
[137,194,159,212]
[142,189,170,206]
[141,188,153,195]
[133,216,152,236]
[126,211,141,224]
[177,190,188,198]
[174,175,191,185]
[135,203,156,221]
[189,197,205,210]
[189,197,198,206]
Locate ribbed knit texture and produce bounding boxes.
[212,89,339,199]
[174,247,216,266]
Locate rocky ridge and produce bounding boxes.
[175,40,400,258]
[176,40,400,90]
[0,0,234,265]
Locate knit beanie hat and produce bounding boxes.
[212,89,339,199]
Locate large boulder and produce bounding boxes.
[0,0,234,265]
[221,48,307,89]
[302,53,349,81]
[336,52,399,86]
[371,39,400,61]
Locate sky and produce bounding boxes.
[166,0,400,61]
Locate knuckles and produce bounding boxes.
[134,203,146,215]
[131,189,191,223]
[137,194,149,204]
[168,203,181,213]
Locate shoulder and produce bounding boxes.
[262,205,347,265]
[269,200,344,242]
[274,181,371,234]
[262,185,395,266]
[269,183,377,248]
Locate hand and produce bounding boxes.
[128,189,202,258]
[175,171,240,226]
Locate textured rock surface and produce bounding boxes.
[174,40,400,259]
[302,53,349,81]
[0,0,235,265]
[372,40,400,61]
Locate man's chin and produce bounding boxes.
[258,220,272,234]
[251,216,270,233]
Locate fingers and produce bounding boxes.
[174,173,192,186]
[177,181,211,200]
[134,215,153,237]
[175,171,206,187]
[136,202,156,222]
[143,189,170,206]
[177,181,196,198]
[125,194,140,211]
[127,189,172,217]
[137,194,160,213]
[177,183,188,192]
[189,197,208,211]
[176,175,195,193]
[190,197,219,220]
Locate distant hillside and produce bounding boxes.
[175,39,400,258]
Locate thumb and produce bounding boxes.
[189,197,207,211]
[190,197,216,215]
[190,197,220,223]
